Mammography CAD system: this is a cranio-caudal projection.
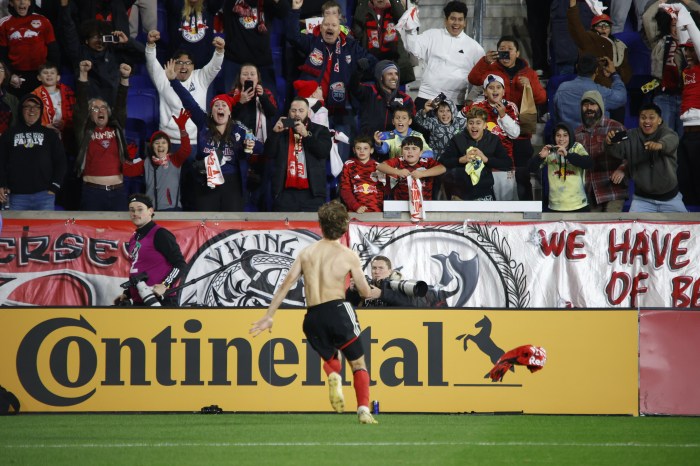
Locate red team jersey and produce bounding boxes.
[0,13,56,71]
[84,127,121,176]
[384,157,441,200]
[340,157,384,212]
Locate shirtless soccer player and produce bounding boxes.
[250,201,381,424]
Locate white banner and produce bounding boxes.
[2,219,698,308]
[349,221,700,308]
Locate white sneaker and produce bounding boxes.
[358,406,378,424]
[328,372,344,413]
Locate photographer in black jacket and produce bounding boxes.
[346,255,416,307]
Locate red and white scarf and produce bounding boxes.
[407,175,424,223]
[151,154,170,169]
[205,149,225,188]
[285,130,309,189]
[35,86,56,124]
[489,345,547,382]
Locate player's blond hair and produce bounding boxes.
[318,200,349,240]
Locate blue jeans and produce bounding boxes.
[653,93,683,139]
[630,192,688,213]
[10,191,56,210]
[80,185,127,211]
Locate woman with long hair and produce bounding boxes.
[166,59,263,211]
[227,63,278,210]
[228,63,278,142]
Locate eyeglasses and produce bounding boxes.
[91,105,109,112]
[594,23,611,29]
[22,104,41,110]
[175,60,193,66]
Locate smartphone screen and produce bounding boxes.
[611,131,628,143]
[498,50,510,60]
[244,80,254,92]
[102,35,116,43]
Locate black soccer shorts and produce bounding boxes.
[302,299,365,361]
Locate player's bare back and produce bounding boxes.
[298,239,363,307]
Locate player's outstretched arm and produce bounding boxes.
[349,252,381,300]
[250,257,303,337]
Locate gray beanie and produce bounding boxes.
[374,60,399,83]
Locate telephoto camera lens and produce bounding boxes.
[135,281,162,307]
[388,280,429,298]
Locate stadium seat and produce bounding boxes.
[157,4,170,47]
[59,68,75,90]
[624,74,653,129]
[616,31,651,77]
[127,88,159,137]
[126,118,148,158]
[129,74,156,92]
[622,179,635,212]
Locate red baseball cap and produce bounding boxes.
[591,14,613,27]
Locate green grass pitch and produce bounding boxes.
[1,414,699,465]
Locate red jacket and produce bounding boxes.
[468,57,547,109]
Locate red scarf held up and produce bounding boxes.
[320,46,334,101]
[285,129,309,189]
[661,36,681,93]
[489,345,547,382]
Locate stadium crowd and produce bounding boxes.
[0,0,698,214]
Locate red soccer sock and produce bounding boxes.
[323,356,342,376]
[353,368,370,409]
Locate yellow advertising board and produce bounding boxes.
[1,308,638,414]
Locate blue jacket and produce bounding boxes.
[553,75,627,129]
[286,8,377,112]
[170,79,263,193]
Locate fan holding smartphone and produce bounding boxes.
[235,66,263,105]
[227,64,280,211]
[228,64,278,141]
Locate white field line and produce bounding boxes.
[2,441,699,449]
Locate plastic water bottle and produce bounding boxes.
[244,132,255,154]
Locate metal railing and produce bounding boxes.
[471,0,484,44]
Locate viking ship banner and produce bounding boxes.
[0,219,322,307]
[1,219,699,308]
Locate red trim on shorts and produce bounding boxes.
[339,336,358,351]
